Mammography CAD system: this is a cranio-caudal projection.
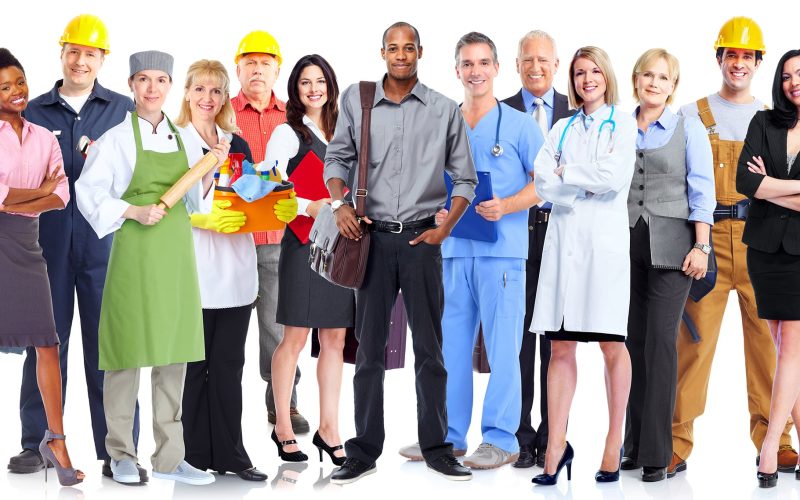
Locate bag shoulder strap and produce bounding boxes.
[356,81,377,218]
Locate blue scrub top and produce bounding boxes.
[443,102,543,259]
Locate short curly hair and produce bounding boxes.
[0,48,25,74]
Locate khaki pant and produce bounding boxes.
[672,219,792,459]
[104,363,187,473]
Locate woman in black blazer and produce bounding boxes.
[736,48,800,489]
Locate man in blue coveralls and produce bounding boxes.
[9,14,144,480]
[427,32,543,469]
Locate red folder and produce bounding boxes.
[287,151,329,243]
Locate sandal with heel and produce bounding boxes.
[39,430,83,486]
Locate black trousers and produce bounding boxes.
[624,218,691,467]
[346,229,452,464]
[183,305,253,473]
[516,209,551,451]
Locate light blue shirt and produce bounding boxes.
[633,106,715,225]
[521,87,555,129]
[521,87,555,209]
[443,102,543,259]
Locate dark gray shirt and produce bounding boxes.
[324,77,477,222]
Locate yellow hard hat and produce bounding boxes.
[59,14,110,53]
[714,16,766,55]
[234,31,282,66]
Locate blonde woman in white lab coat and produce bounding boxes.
[530,46,637,486]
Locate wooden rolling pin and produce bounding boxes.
[157,152,219,209]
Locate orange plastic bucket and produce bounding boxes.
[213,181,294,233]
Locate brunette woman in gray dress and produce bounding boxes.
[269,54,352,465]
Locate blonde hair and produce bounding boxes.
[567,46,618,109]
[631,48,680,105]
[174,59,237,133]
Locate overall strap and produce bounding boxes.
[356,81,377,218]
[696,97,717,136]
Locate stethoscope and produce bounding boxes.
[554,105,616,163]
[491,98,503,157]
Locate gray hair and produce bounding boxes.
[517,30,558,59]
[455,31,498,64]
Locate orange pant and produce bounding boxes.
[672,219,792,459]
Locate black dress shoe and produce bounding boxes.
[620,456,639,471]
[426,454,472,481]
[641,466,666,482]
[102,459,149,482]
[535,447,546,468]
[758,470,778,488]
[330,457,376,484]
[8,449,47,473]
[512,445,536,469]
[236,467,268,481]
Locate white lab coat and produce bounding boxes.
[530,105,637,336]
[76,112,213,239]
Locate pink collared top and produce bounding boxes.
[0,119,69,216]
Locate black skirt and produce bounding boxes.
[0,213,59,347]
[545,325,625,343]
[747,245,800,320]
[276,226,355,328]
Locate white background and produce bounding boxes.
[2,0,798,498]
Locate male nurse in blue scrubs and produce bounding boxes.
[443,31,543,469]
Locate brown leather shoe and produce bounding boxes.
[667,453,686,478]
[777,446,798,473]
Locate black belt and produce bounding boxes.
[534,208,551,224]
[713,200,749,222]
[371,216,437,233]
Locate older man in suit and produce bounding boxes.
[502,30,573,469]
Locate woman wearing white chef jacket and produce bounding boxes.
[174,59,267,482]
[75,51,228,486]
[530,46,637,486]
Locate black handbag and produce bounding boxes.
[309,81,376,289]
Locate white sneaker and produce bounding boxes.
[462,443,519,470]
[399,442,467,461]
[111,458,141,484]
[152,460,215,485]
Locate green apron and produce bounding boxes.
[98,113,204,370]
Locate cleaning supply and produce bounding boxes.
[231,175,281,202]
[217,157,232,187]
[228,152,246,184]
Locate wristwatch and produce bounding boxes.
[693,243,712,255]
[331,199,345,213]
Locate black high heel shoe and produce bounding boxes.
[312,431,346,466]
[757,469,778,488]
[271,429,308,462]
[532,442,574,486]
[595,446,623,482]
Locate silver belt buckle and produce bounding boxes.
[390,220,403,233]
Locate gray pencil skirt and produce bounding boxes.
[0,213,59,348]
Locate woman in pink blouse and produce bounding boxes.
[0,48,82,486]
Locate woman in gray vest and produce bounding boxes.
[269,54,352,465]
[623,48,716,482]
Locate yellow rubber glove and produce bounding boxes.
[274,191,298,223]
[191,199,247,233]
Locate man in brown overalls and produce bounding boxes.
[667,17,797,476]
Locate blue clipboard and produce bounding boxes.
[444,171,497,242]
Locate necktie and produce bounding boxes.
[533,97,548,136]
